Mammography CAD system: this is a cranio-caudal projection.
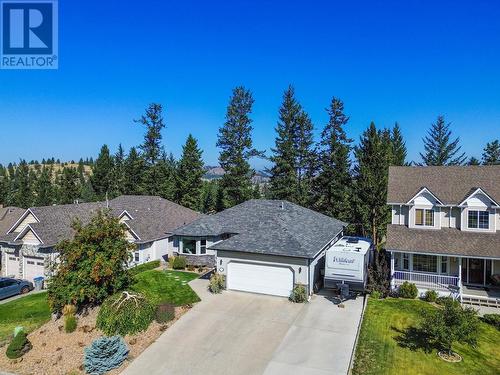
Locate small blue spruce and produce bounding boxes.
[84,336,129,375]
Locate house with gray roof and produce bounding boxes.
[386,165,500,306]
[173,199,346,297]
[0,195,201,282]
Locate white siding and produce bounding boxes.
[12,212,37,233]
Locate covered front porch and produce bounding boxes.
[389,251,500,307]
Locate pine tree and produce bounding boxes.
[35,166,55,206]
[268,86,302,202]
[159,153,177,200]
[110,144,126,197]
[135,103,165,166]
[217,86,263,208]
[123,147,144,195]
[294,110,316,207]
[420,116,466,165]
[91,145,114,199]
[200,180,218,214]
[482,140,500,165]
[314,97,352,221]
[175,135,204,210]
[390,122,407,166]
[354,123,392,247]
[467,157,480,166]
[58,167,80,204]
[11,160,33,208]
[0,165,9,205]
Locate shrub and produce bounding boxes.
[62,304,77,316]
[420,298,479,355]
[6,331,32,359]
[47,211,135,313]
[96,291,155,336]
[208,273,225,294]
[64,314,77,333]
[156,303,176,323]
[168,256,175,269]
[423,290,438,302]
[289,284,308,303]
[436,296,456,306]
[367,249,390,297]
[481,314,500,330]
[172,256,187,270]
[398,281,418,299]
[84,336,129,375]
[130,260,161,276]
[370,290,381,299]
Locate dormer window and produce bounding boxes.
[415,208,434,227]
[468,210,489,229]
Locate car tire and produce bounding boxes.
[21,286,30,294]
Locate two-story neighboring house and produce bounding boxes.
[386,165,500,306]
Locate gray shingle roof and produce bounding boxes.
[0,207,24,235]
[387,165,500,205]
[175,199,346,258]
[386,224,500,258]
[0,196,201,247]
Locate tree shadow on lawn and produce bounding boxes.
[392,325,436,353]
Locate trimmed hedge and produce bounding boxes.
[423,289,438,302]
[96,291,155,336]
[131,260,161,276]
[172,257,187,270]
[398,281,418,299]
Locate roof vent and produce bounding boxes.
[280,202,284,210]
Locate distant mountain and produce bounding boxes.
[203,166,270,184]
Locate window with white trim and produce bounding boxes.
[413,254,437,273]
[134,252,140,262]
[440,256,448,273]
[467,210,489,229]
[402,254,409,270]
[182,238,197,255]
[415,208,434,226]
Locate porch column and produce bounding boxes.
[458,259,462,302]
[390,251,395,289]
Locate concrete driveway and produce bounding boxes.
[122,279,364,375]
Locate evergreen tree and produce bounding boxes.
[313,97,352,221]
[123,147,144,195]
[91,145,114,199]
[482,140,500,165]
[420,116,466,165]
[467,157,481,166]
[35,166,55,206]
[294,110,316,206]
[58,167,80,204]
[111,144,126,197]
[135,103,165,166]
[200,180,218,214]
[0,165,9,205]
[175,135,204,210]
[354,123,392,247]
[159,152,177,200]
[11,160,33,208]
[268,86,302,202]
[217,86,263,208]
[390,122,407,166]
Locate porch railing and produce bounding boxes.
[393,270,459,290]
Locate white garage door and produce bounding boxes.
[4,255,20,278]
[23,257,45,282]
[227,262,293,297]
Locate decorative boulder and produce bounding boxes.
[83,336,129,375]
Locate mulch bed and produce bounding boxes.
[0,305,190,375]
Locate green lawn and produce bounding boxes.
[353,298,500,375]
[0,292,51,342]
[132,270,200,306]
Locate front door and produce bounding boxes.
[468,258,484,285]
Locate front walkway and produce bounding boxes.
[122,280,364,375]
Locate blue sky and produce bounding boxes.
[1,0,499,169]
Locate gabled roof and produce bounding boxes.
[0,206,24,235]
[458,187,500,207]
[175,199,347,259]
[0,196,201,247]
[387,166,500,205]
[405,187,444,205]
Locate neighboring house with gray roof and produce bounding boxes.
[173,199,346,297]
[0,195,201,282]
[386,165,500,306]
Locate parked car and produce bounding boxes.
[0,277,34,300]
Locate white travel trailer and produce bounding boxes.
[324,236,373,292]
